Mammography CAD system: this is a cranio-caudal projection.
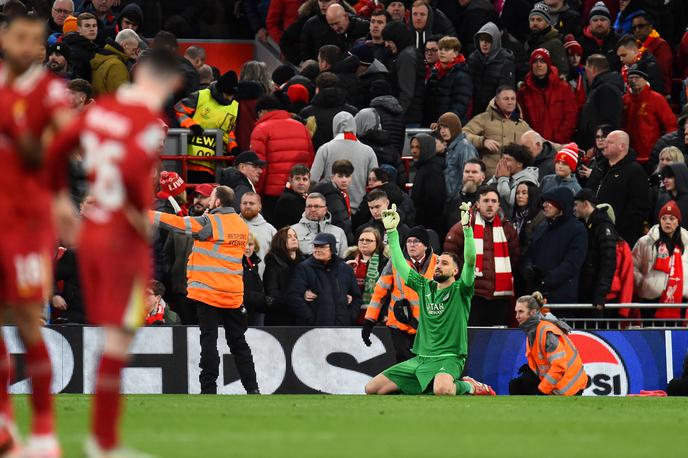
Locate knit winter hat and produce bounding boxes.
[529,48,552,66]
[287,83,310,105]
[158,171,186,199]
[256,95,283,113]
[529,3,552,25]
[627,64,648,80]
[63,15,78,34]
[350,43,374,66]
[659,200,682,223]
[563,34,583,56]
[437,112,462,140]
[369,79,393,99]
[555,143,579,171]
[589,1,612,23]
[217,71,238,94]
[406,226,430,248]
[272,64,296,87]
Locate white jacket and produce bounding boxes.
[632,225,688,300]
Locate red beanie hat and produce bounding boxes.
[555,143,579,171]
[563,34,583,56]
[287,84,310,105]
[529,48,552,67]
[659,200,682,223]
[157,171,186,199]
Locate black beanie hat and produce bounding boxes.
[272,64,296,86]
[406,226,430,248]
[217,71,238,94]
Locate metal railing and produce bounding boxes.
[546,303,687,330]
[160,128,228,180]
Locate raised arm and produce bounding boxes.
[150,211,211,241]
[382,204,411,282]
[459,202,475,287]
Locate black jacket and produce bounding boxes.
[580,29,621,72]
[54,249,86,324]
[585,152,650,246]
[352,181,416,230]
[300,13,369,62]
[525,26,569,76]
[242,254,271,325]
[358,128,399,170]
[523,187,588,304]
[272,187,306,230]
[216,167,254,212]
[287,256,361,326]
[263,251,303,325]
[299,87,358,150]
[450,0,498,55]
[424,60,472,125]
[61,32,99,81]
[655,163,688,229]
[549,4,582,38]
[575,70,624,149]
[579,208,618,306]
[636,50,665,95]
[411,134,446,237]
[370,95,405,158]
[330,54,363,108]
[533,141,556,182]
[383,22,425,124]
[410,5,456,51]
[311,180,354,244]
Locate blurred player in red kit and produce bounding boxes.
[0,13,75,458]
[47,49,182,457]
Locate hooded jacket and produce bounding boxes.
[310,112,379,212]
[290,212,349,256]
[579,207,618,306]
[518,65,578,144]
[90,40,130,95]
[330,54,363,108]
[575,70,624,150]
[411,133,446,236]
[540,173,582,196]
[287,254,361,326]
[656,163,688,230]
[358,59,389,108]
[525,26,569,76]
[488,166,540,216]
[467,22,516,115]
[444,133,479,198]
[424,55,473,125]
[623,84,677,164]
[451,0,498,55]
[355,108,399,168]
[533,141,557,181]
[299,87,358,150]
[632,225,688,300]
[410,4,456,51]
[370,95,405,156]
[62,32,99,81]
[523,187,588,304]
[250,109,315,197]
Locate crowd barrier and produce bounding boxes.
[3,326,686,396]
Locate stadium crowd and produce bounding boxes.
[3,0,688,333]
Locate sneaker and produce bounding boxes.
[84,437,155,458]
[461,376,496,396]
[22,434,60,458]
[0,415,21,457]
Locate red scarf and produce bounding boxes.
[473,212,513,296]
[433,54,465,79]
[621,53,642,91]
[341,190,351,217]
[652,242,684,319]
[145,299,166,325]
[639,29,661,56]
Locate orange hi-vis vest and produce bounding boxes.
[526,320,589,396]
[152,207,248,308]
[365,254,438,334]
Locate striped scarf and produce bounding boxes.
[473,212,514,297]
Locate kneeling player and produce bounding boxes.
[365,204,495,396]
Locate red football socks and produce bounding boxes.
[92,355,126,450]
[25,341,54,435]
[0,338,12,418]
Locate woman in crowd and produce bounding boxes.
[655,161,688,229]
[511,181,545,296]
[240,60,274,95]
[263,227,304,325]
[649,146,685,221]
[242,232,270,326]
[633,201,688,322]
[344,227,388,323]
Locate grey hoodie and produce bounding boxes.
[354,108,380,136]
[489,166,540,215]
[473,22,503,58]
[310,111,379,212]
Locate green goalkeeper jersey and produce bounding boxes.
[387,229,475,358]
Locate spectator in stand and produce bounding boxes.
[355,108,399,175]
[242,232,270,326]
[183,46,206,73]
[310,111,378,213]
[573,189,619,315]
[452,0,498,56]
[575,54,624,150]
[312,160,355,244]
[151,31,200,116]
[300,2,368,62]
[144,281,180,326]
[266,0,303,44]
[318,44,362,108]
[437,112,478,199]
[649,147,685,221]
[467,22,516,116]
[66,78,93,111]
[385,0,408,23]
[656,163,688,230]
[243,0,270,42]
[363,225,437,362]
[175,71,240,183]
[540,143,582,196]
[577,123,614,185]
[444,158,486,231]
[359,186,412,236]
[522,186,588,304]
[511,182,545,289]
[631,11,673,97]
[623,65,677,165]
[285,83,311,113]
[410,133,446,237]
[153,171,187,281]
[648,106,688,172]
[49,0,75,35]
[521,130,556,181]
[103,3,144,40]
[544,0,582,38]
[90,29,140,95]
[525,3,569,76]
[299,72,357,150]
[198,64,214,89]
[250,94,314,216]
[422,36,440,80]
[464,85,531,179]
[580,1,621,71]
[518,48,578,145]
[217,151,266,212]
[46,42,73,78]
[369,79,405,160]
[364,8,393,67]
[281,0,340,65]
[344,227,388,321]
[616,34,665,95]
[273,164,311,230]
[81,0,116,44]
[350,43,389,108]
[287,232,361,326]
[240,193,277,277]
[444,185,520,326]
[381,20,425,125]
[409,0,455,52]
[424,36,472,126]
[236,62,272,151]
[564,35,586,106]
[488,143,540,216]
[291,192,348,255]
[62,12,99,81]
[632,201,688,321]
[263,227,304,325]
[585,130,649,246]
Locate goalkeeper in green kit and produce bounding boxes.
[365,203,496,396]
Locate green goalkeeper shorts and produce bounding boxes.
[382,355,466,395]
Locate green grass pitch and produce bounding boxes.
[11,394,688,457]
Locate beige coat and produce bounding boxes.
[632,225,688,300]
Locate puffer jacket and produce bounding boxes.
[299,87,358,150]
[578,208,618,306]
[623,84,677,164]
[90,41,130,95]
[632,225,688,300]
[424,57,472,125]
[518,66,578,144]
[250,109,315,197]
[370,95,405,156]
[575,70,624,150]
[525,26,569,76]
[467,22,516,115]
